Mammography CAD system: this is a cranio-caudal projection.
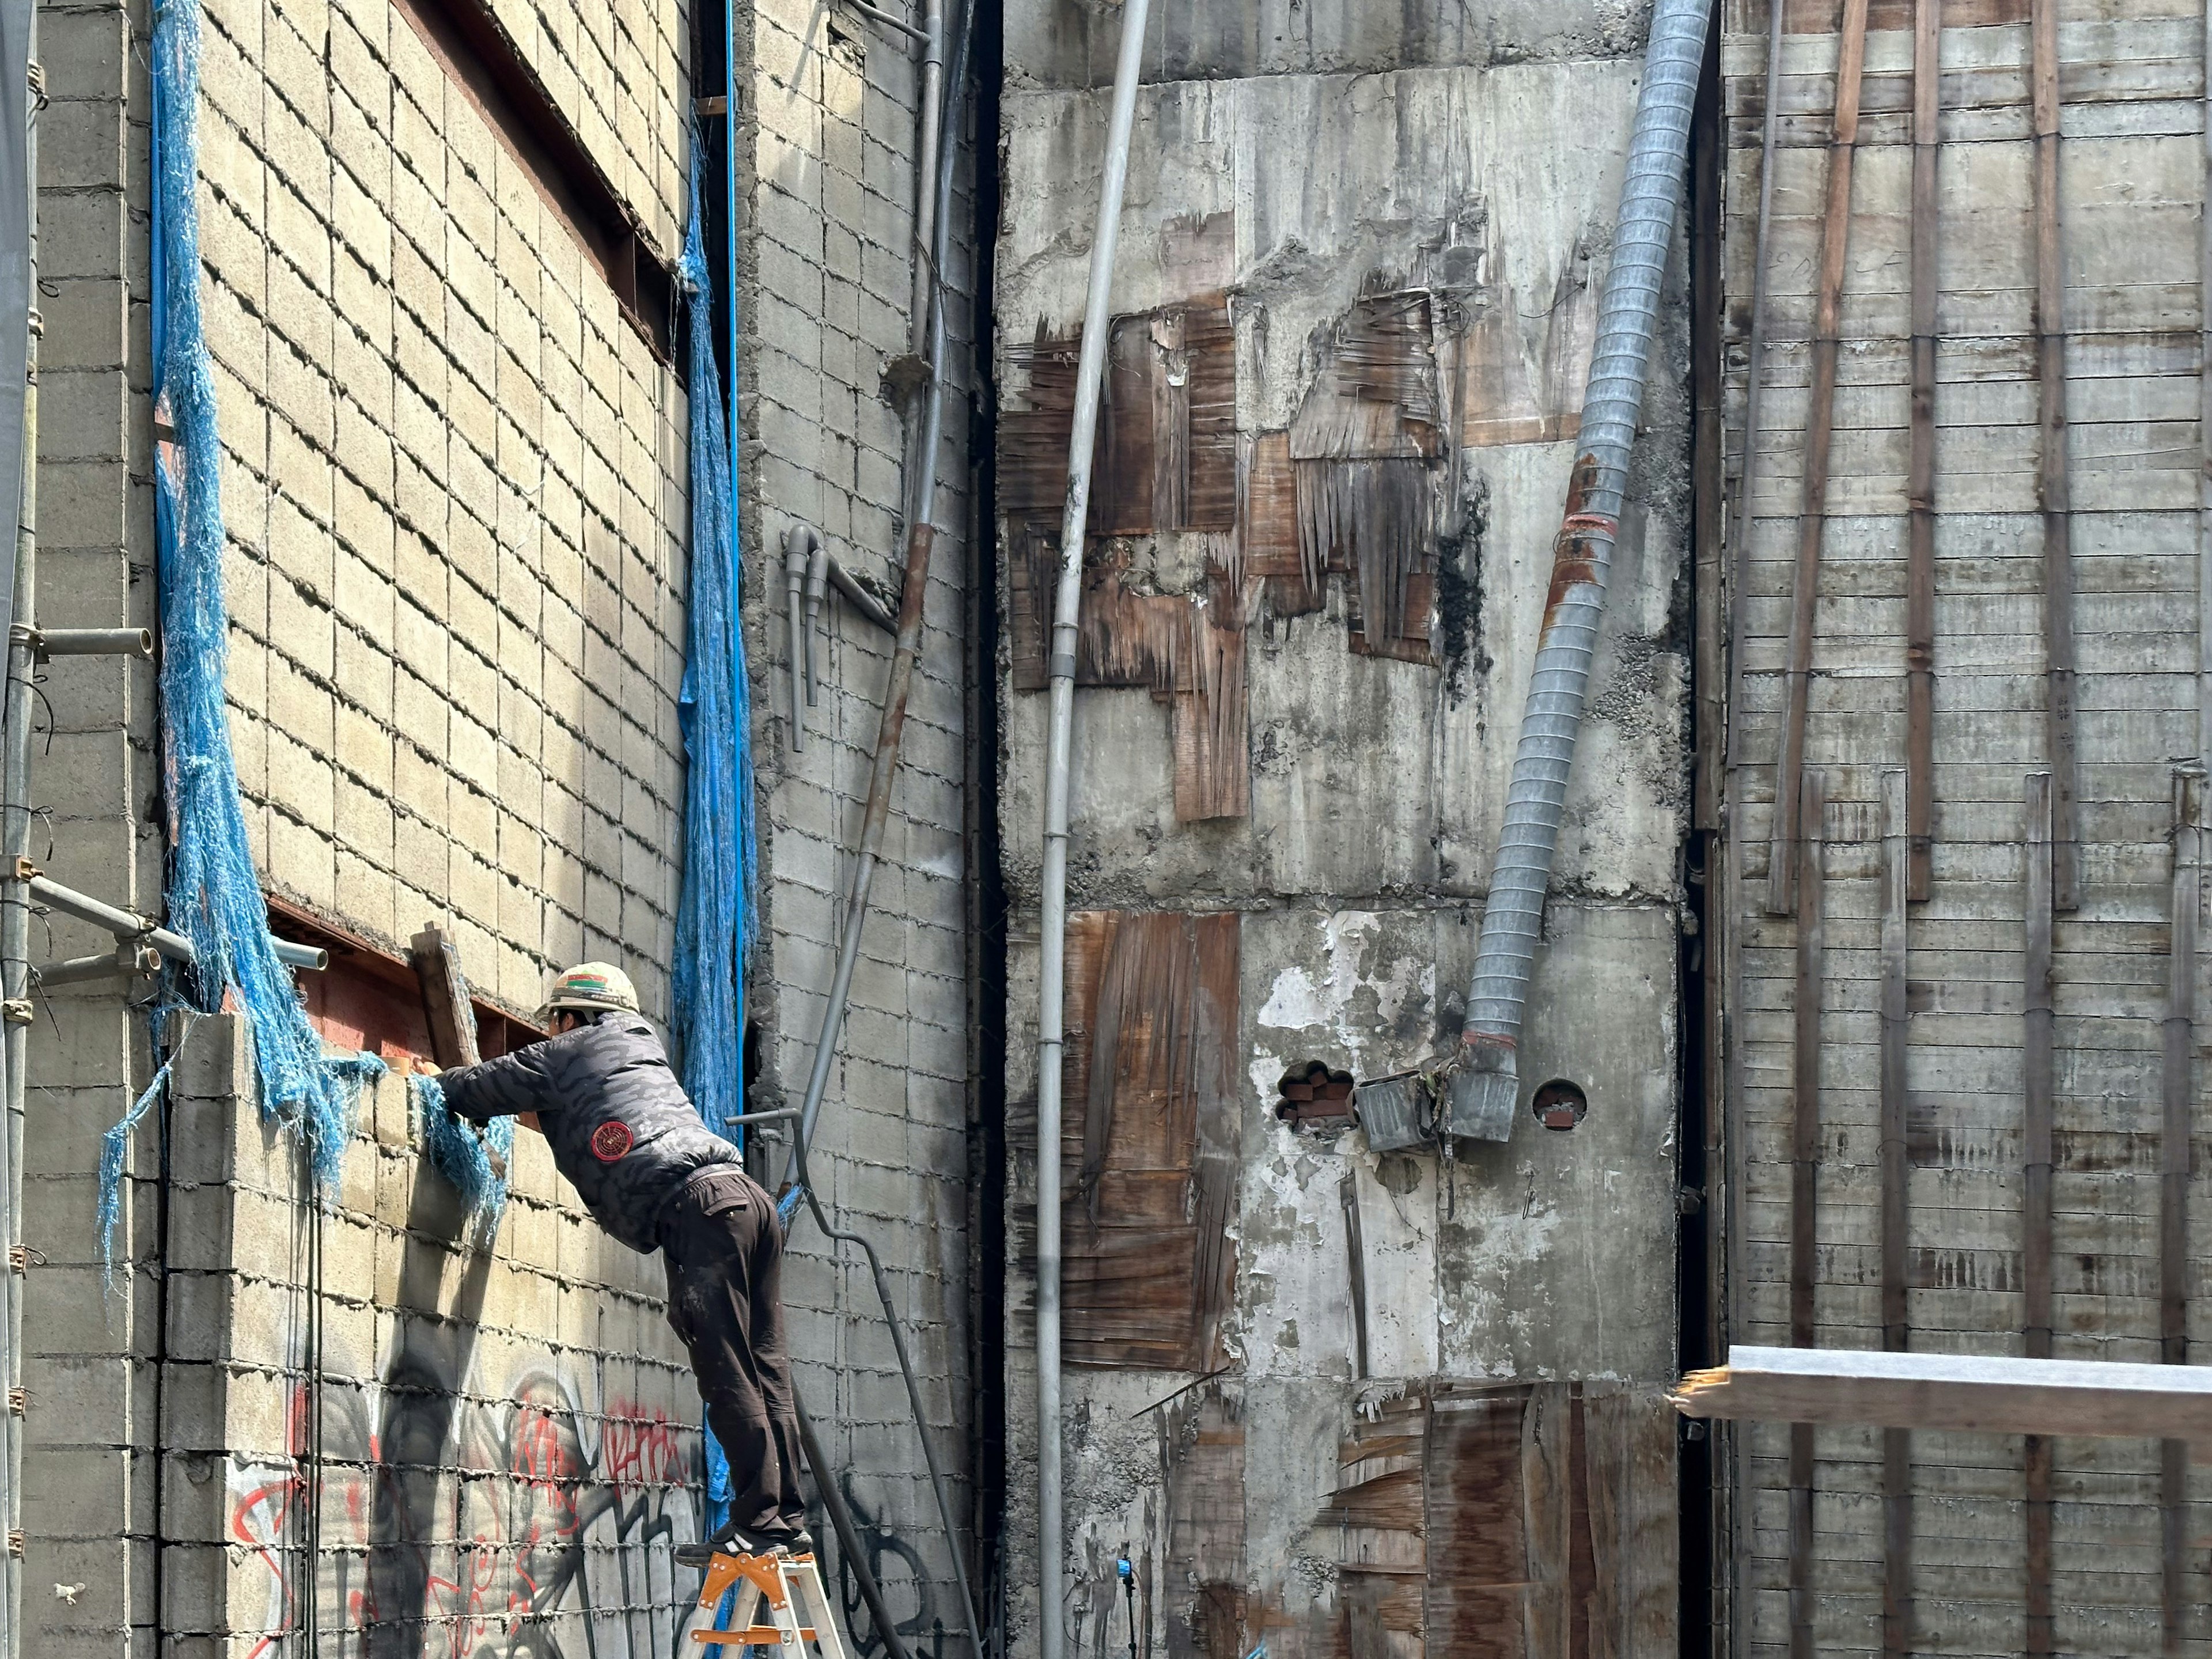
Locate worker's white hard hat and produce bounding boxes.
[536,961,641,1024]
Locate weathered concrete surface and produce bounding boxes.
[997,15,1692,1656]
[1004,0,1663,88]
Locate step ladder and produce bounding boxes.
[690,1548,849,1658]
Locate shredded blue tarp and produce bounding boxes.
[143,0,358,1190]
[412,1073,513,1245]
[671,144,759,1145]
[95,1062,169,1286]
[673,135,759,1551]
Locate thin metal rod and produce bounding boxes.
[2024,771,2055,1657]
[1787,768,1824,1659]
[2162,766,2200,1656]
[1036,7,1150,1656]
[1878,768,1912,1659]
[0,236,29,1649]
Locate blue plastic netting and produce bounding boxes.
[145,0,359,1195]
[412,1073,513,1245]
[674,134,758,1551]
[670,141,759,1149]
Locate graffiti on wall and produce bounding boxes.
[226,1338,711,1659]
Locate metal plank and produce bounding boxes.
[1678,1347,2212,1448]
[1768,0,1872,915]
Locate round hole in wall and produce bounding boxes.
[1275,1060,1356,1131]
[1533,1079,1588,1131]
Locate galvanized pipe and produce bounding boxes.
[30,946,159,987]
[783,531,809,751]
[23,874,324,971]
[825,558,897,634]
[1035,4,1149,1654]
[908,0,944,363]
[35,626,149,658]
[1448,0,1711,1141]
[0,213,28,1659]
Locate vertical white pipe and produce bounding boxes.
[1036,7,1149,1657]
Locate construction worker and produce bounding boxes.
[434,961,810,1558]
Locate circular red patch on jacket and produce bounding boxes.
[590,1121,634,1162]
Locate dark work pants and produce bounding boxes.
[658,1164,806,1540]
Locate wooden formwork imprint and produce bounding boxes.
[2022,771,2055,1657]
[1878,770,1912,1658]
[2032,0,2081,911]
[1904,0,1941,903]
[1787,768,1825,1659]
[1767,0,1870,915]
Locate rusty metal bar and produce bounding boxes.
[1767,0,1871,914]
[1905,0,1941,903]
[2023,770,2055,1657]
[1788,767,1824,1659]
[2163,766,2201,1654]
[2033,0,2081,911]
[1878,768,1912,1659]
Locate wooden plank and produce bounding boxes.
[1905,0,1940,903]
[1789,768,1824,1659]
[2033,0,2082,912]
[407,922,481,1069]
[1770,0,1873,914]
[2021,770,2055,1659]
[1878,768,1912,1659]
[1521,1384,1573,1659]
[1676,1347,2212,1449]
[2159,766,2200,1656]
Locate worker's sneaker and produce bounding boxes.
[675,1521,814,1568]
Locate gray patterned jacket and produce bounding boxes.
[438,1012,740,1253]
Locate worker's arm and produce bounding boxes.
[436,1027,587,1124]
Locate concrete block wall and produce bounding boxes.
[194,0,692,1021]
[142,1013,709,1657]
[737,0,985,1640]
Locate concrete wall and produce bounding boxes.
[1717,2,2212,1652]
[737,0,987,1641]
[994,6,1692,1656]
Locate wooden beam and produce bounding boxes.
[1904,0,1940,904]
[1674,1349,2212,1450]
[2022,772,2054,1659]
[1766,0,1870,915]
[2162,767,2202,1656]
[2032,0,2080,911]
[1878,768,1912,1659]
[1788,767,1824,1659]
[408,922,483,1070]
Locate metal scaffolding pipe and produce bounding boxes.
[33,626,150,658]
[1035,5,1149,1655]
[30,944,159,987]
[23,874,325,971]
[784,530,809,751]
[1447,0,1711,1141]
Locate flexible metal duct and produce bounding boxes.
[1448,0,1712,1140]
